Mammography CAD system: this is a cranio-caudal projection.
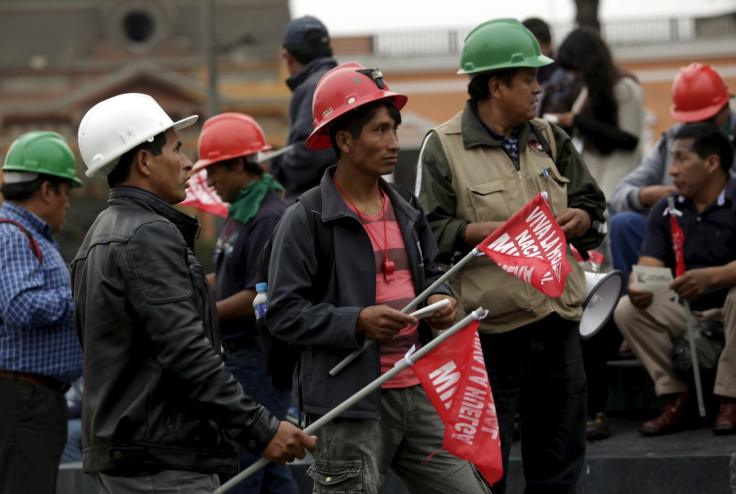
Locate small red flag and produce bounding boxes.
[179,170,229,217]
[477,192,572,298]
[410,319,503,485]
[668,208,686,277]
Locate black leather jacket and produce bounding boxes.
[71,186,279,475]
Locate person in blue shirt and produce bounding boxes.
[615,122,736,436]
[0,131,84,494]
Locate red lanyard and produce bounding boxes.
[333,178,395,281]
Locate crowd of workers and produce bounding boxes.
[0,11,734,494]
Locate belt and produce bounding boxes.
[221,333,257,352]
[0,370,71,394]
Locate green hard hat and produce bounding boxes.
[458,18,553,75]
[3,131,83,187]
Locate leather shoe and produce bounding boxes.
[639,392,693,436]
[714,397,736,435]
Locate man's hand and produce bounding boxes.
[671,268,712,301]
[356,305,417,342]
[261,421,317,465]
[556,208,591,240]
[425,294,458,330]
[627,283,653,310]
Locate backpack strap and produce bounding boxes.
[296,187,334,282]
[0,219,42,263]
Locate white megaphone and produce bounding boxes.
[579,269,624,339]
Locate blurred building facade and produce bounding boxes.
[0,1,734,259]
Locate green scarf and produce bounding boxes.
[228,173,284,224]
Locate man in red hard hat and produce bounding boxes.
[265,62,491,494]
[609,63,735,292]
[193,113,300,494]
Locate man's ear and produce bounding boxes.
[133,149,153,178]
[39,180,56,204]
[488,77,503,99]
[704,154,722,175]
[335,129,353,155]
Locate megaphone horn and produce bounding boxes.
[579,270,624,340]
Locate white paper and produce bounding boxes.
[631,265,676,307]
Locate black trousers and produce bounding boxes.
[0,378,68,494]
[480,314,587,494]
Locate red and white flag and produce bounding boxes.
[667,206,686,277]
[477,192,571,298]
[410,319,503,485]
[179,170,229,217]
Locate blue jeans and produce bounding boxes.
[609,211,647,289]
[222,340,298,494]
[480,314,587,494]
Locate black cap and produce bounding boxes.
[283,15,330,47]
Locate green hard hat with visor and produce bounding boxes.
[458,18,553,75]
[3,131,83,187]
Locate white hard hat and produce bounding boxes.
[78,93,198,178]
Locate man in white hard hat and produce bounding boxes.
[71,93,316,493]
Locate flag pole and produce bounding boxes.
[212,307,489,494]
[328,247,483,376]
[667,197,706,418]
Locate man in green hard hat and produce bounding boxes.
[415,18,607,494]
[0,131,84,494]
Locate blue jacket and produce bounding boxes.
[265,168,451,419]
[271,57,338,202]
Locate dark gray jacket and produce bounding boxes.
[71,186,279,475]
[271,57,338,202]
[265,168,451,420]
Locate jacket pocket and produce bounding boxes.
[308,458,364,493]
[466,180,511,222]
[532,165,569,212]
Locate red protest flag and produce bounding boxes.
[410,319,503,485]
[179,170,229,217]
[476,192,572,298]
[668,207,686,277]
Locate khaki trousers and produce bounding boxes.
[614,286,736,399]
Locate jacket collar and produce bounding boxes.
[317,166,420,226]
[461,99,547,154]
[286,57,338,92]
[108,186,200,249]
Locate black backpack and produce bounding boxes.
[256,183,420,390]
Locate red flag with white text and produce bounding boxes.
[477,192,571,297]
[179,170,229,217]
[410,319,503,485]
[668,208,686,277]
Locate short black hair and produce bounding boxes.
[674,122,734,173]
[107,131,167,188]
[0,173,64,201]
[211,156,263,177]
[522,18,552,45]
[468,68,519,101]
[328,100,402,158]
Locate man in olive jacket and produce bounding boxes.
[71,93,315,493]
[416,19,606,494]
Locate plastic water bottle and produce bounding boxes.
[253,282,268,320]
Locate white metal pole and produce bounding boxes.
[212,307,489,494]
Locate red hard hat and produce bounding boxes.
[671,63,731,122]
[193,113,272,172]
[306,62,408,150]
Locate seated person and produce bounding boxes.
[614,122,736,436]
[609,63,736,284]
